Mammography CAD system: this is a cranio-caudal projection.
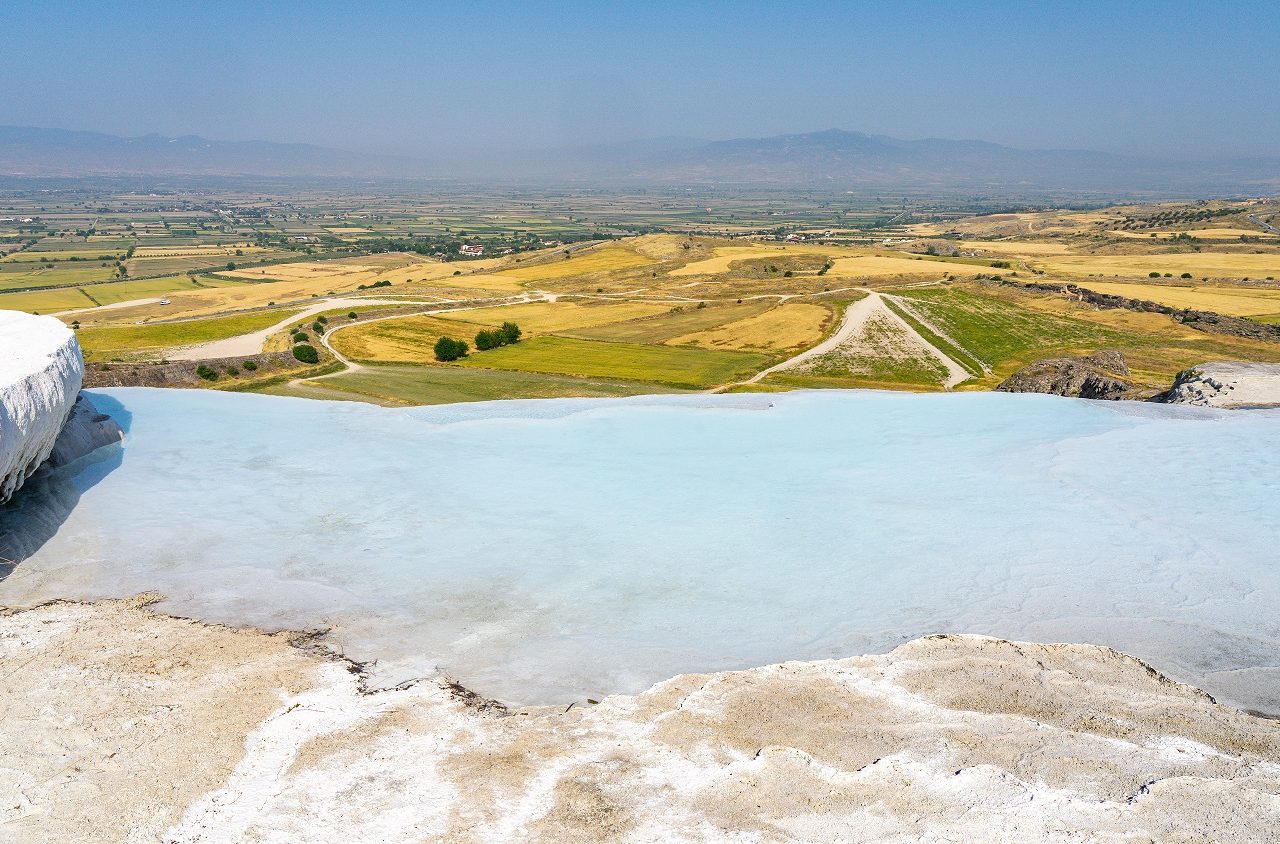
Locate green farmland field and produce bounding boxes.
[459,335,772,388]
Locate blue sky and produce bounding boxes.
[4,0,1277,158]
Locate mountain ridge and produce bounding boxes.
[1,125,1276,195]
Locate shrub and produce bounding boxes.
[317,315,328,324]
[292,344,319,364]
[226,262,236,270]
[696,301,707,309]
[348,311,358,320]
[293,332,308,343]
[311,321,325,334]
[434,336,468,361]
[195,364,218,381]
[474,329,505,351]
[1181,272,1193,279]
[500,321,521,344]
[1149,272,1161,277]
[225,366,239,376]
[243,360,258,371]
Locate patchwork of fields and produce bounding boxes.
[4,192,1278,404]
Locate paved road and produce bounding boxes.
[1249,214,1280,235]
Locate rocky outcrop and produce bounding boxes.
[996,350,1131,399]
[3,597,1277,843]
[1163,361,1280,408]
[82,350,310,388]
[0,312,84,504]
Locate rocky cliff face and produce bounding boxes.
[0,312,84,504]
[996,350,1131,400]
[1163,361,1280,408]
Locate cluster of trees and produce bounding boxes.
[434,321,521,362]
[475,321,522,350]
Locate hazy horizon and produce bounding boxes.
[4,0,1278,161]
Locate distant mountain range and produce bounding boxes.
[2,125,1276,196]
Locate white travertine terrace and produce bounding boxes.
[0,311,84,504]
[1165,361,1280,408]
[1,597,1276,843]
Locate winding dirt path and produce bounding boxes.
[168,297,423,361]
[304,291,553,381]
[738,290,971,389]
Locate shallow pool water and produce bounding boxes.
[2,388,1278,710]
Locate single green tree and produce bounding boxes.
[500,321,521,344]
[292,344,319,364]
[434,336,468,361]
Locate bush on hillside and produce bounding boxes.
[500,321,521,344]
[243,360,258,371]
[195,363,218,381]
[292,344,319,364]
[474,329,505,351]
[434,336,468,361]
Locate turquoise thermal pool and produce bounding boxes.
[1,388,1277,710]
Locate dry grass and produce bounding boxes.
[437,300,671,333]
[952,240,1074,255]
[1073,281,1280,317]
[1037,252,1280,279]
[825,255,967,279]
[666,303,832,352]
[494,245,655,281]
[330,315,492,363]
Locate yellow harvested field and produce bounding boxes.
[400,272,530,292]
[954,240,1074,255]
[331,314,497,363]
[437,300,671,333]
[826,255,972,278]
[1039,252,1280,279]
[669,246,797,277]
[221,261,389,283]
[1074,281,1280,317]
[666,303,831,351]
[495,246,654,280]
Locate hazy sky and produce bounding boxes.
[5,0,1277,158]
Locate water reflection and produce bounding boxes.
[0,392,129,577]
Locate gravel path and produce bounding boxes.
[741,290,971,389]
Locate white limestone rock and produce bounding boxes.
[1165,361,1280,408]
[0,311,84,504]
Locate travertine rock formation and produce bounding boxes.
[2,597,1276,843]
[0,312,83,503]
[1163,361,1280,408]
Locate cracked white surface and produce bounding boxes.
[2,598,1277,843]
